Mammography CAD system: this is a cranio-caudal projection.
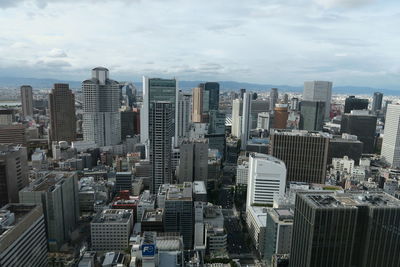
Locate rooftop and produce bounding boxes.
[165,182,193,201]
[193,181,207,195]
[142,208,164,222]
[92,209,132,224]
[271,129,331,138]
[22,171,76,192]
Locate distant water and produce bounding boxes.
[0,101,21,107]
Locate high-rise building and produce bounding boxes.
[20,85,33,118]
[141,77,178,146]
[120,109,135,140]
[231,99,243,138]
[0,109,15,125]
[340,110,377,154]
[269,88,278,111]
[344,96,368,113]
[0,144,28,206]
[257,112,272,130]
[202,82,220,111]
[299,101,325,131]
[270,130,329,184]
[0,204,48,267]
[264,208,293,265]
[241,92,252,150]
[177,91,192,141]
[328,134,363,165]
[192,87,203,123]
[82,67,121,147]
[209,110,225,134]
[49,83,76,143]
[273,104,289,129]
[372,92,383,113]
[19,171,79,251]
[290,191,400,267]
[382,104,400,168]
[303,81,332,120]
[161,182,193,249]
[0,124,26,146]
[177,139,208,183]
[251,99,269,129]
[247,153,286,206]
[149,102,173,193]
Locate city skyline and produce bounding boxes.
[0,0,399,89]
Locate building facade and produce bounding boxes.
[300,101,325,131]
[303,81,332,120]
[382,104,400,168]
[20,85,33,118]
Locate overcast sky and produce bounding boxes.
[0,0,399,88]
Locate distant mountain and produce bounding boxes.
[0,76,398,95]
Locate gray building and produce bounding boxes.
[372,92,383,113]
[241,92,252,150]
[20,85,33,118]
[270,130,329,184]
[0,204,47,267]
[0,144,28,206]
[82,67,121,146]
[303,81,332,120]
[290,191,400,267]
[19,171,80,251]
[162,182,193,249]
[269,88,278,112]
[149,102,173,193]
[177,139,208,183]
[299,101,325,131]
[177,91,192,142]
[251,100,269,129]
[115,172,133,193]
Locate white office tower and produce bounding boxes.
[177,91,192,142]
[231,99,243,138]
[82,67,121,147]
[241,92,252,150]
[257,112,271,130]
[149,102,173,193]
[382,104,400,168]
[141,77,178,147]
[303,81,332,120]
[247,153,286,206]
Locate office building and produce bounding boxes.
[91,209,133,251]
[299,101,325,131]
[257,112,272,130]
[246,206,268,256]
[137,190,156,221]
[247,153,286,206]
[264,208,293,265]
[177,91,192,141]
[192,87,203,123]
[241,92,252,150]
[231,99,243,138]
[344,96,368,113]
[141,208,164,232]
[251,100,269,129]
[82,67,121,146]
[120,109,135,140]
[274,104,289,129]
[236,160,249,185]
[162,182,193,249]
[0,204,47,267]
[382,104,400,168]
[270,130,329,184]
[115,172,133,193]
[0,144,28,206]
[290,97,299,111]
[19,171,79,251]
[0,109,14,125]
[177,139,208,183]
[290,191,400,267]
[372,92,383,113]
[209,110,225,134]
[202,82,220,111]
[341,110,377,153]
[303,81,332,119]
[269,88,278,111]
[49,83,76,142]
[328,134,363,165]
[141,77,178,146]
[149,102,173,193]
[20,85,33,118]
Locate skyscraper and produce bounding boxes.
[49,83,76,143]
[372,92,383,113]
[241,92,252,150]
[141,77,178,147]
[269,88,278,111]
[270,130,329,184]
[192,86,203,123]
[20,85,33,118]
[202,82,220,111]
[290,191,400,267]
[82,67,121,147]
[120,108,135,140]
[246,153,286,206]
[231,99,243,138]
[0,144,28,206]
[273,104,289,129]
[177,139,208,183]
[344,96,368,113]
[382,104,400,168]
[340,110,377,154]
[300,101,325,131]
[149,102,173,193]
[251,99,269,129]
[177,91,192,141]
[303,81,332,120]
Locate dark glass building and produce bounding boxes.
[372,92,383,113]
[344,96,368,114]
[328,135,364,165]
[201,82,220,111]
[299,101,325,131]
[120,110,135,140]
[290,191,400,267]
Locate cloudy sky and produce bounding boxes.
[0,0,399,88]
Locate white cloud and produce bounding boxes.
[314,0,375,8]
[48,48,67,58]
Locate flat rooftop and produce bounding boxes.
[193,181,207,195]
[142,209,164,222]
[249,152,285,167]
[92,209,132,224]
[272,129,331,138]
[166,182,192,201]
[303,191,400,208]
[22,171,75,192]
